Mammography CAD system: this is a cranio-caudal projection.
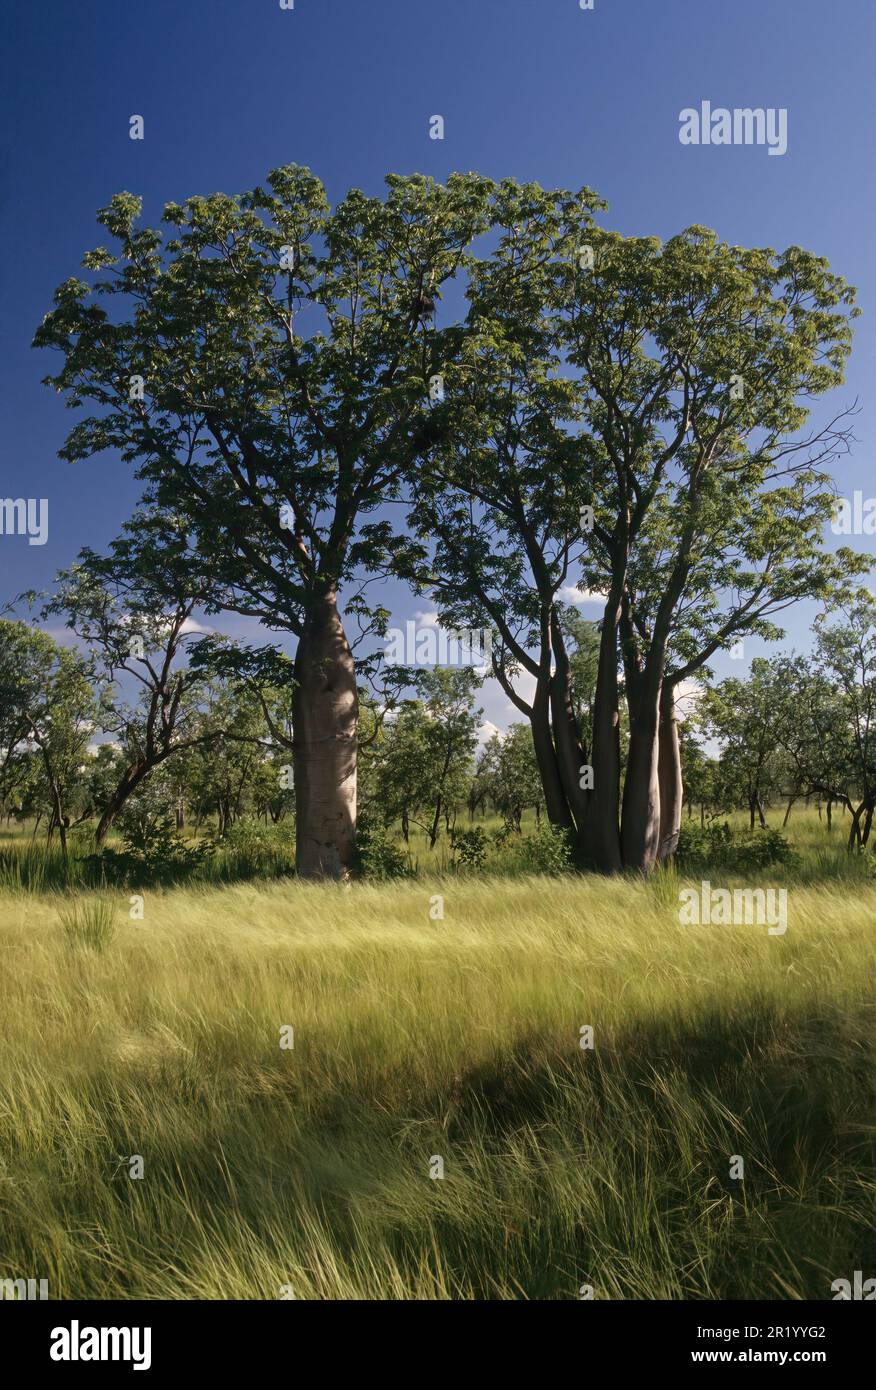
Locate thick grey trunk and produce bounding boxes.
[621,692,661,874]
[292,589,358,879]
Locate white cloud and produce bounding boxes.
[559,585,605,606]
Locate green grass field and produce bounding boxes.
[1,812,874,1299]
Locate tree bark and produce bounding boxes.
[621,686,662,873]
[94,764,151,848]
[528,666,575,830]
[549,610,591,846]
[656,682,683,862]
[588,585,624,872]
[292,588,358,879]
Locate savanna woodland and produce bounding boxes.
[2,167,874,1303]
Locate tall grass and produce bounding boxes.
[58,896,117,953]
[0,862,874,1298]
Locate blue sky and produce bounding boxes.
[1,0,873,730]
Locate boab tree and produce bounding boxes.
[411,181,860,873]
[35,165,493,877]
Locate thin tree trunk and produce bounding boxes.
[588,583,624,872]
[548,611,590,842]
[530,685,574,830]
[94,764,150,848]
[656,682,683,862]
[848,807,863,850]
[428,797,442,850]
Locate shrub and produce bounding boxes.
[90,816,213,886]
[515,822,574,874]
[449,826,488,871]
[206,820,295,881]
[355,820,411,880]
[211,821,292,854]
[676,822,798,874]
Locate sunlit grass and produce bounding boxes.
[0,831,874,1298]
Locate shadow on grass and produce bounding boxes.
[6,993,869,1299]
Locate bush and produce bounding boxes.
[515,822,575,874]
[355,820,411,880]
[211,821,292,854]
[90,816,213,886]
[676,822,798,874]
[206,820,295,881]
[449,826,489,871]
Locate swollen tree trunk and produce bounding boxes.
[656,682,683,863]
[588,584,625,873]
[292,588,358,879]
[621,686,662,874]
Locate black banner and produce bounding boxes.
[5,1299,872,1375]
